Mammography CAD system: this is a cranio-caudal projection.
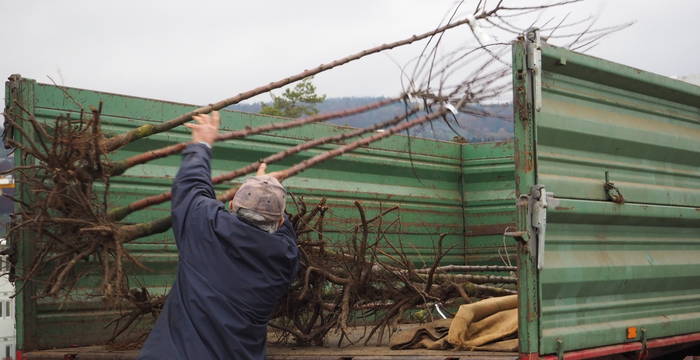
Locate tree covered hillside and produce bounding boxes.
[230,97,513,143]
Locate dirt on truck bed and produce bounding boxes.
[23,345,518,360]
[23,322,519,359]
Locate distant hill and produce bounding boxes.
[230,97,513,143]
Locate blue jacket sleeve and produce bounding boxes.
[171,143,223,248]
[172,143,215,205]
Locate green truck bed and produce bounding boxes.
[5,30,700,359]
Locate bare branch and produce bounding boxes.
[108,97,402,176]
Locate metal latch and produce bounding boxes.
[529,184,553,270]
[525,28,542,112]
[556,338,565,360]
[604,171,625,204]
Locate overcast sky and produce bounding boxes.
[1,1,698,105]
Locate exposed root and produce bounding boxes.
[4,105,131,299]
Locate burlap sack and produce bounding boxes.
[389,295,518,352]
[446,295,518,349]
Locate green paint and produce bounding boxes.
[5,76,38,351]
[512,39,541,355]
[8,37,700,355]
[10,76,513,350]
[531,42,700,355]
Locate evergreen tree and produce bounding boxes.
[260,77,326,118]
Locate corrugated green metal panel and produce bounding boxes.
[461,142,516,266]
[15,80,471,349]
[536,52,700,206]
[533,43,700,355]
[542,201,700,353]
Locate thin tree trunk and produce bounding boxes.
[273,108,448,181]
[118,107,448,241]
[101,12,495,152]
[108,97,401,176]
[434,273,517,284]
[414,265,517,273]
[108,107,420,221]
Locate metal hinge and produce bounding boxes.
[529,184,553,270]
[525,28,542,112]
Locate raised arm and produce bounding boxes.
[171,143,216,210]
[171,112,221,244]
[171,111,220,208]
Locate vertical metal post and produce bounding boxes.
[4,75,38,351]
[512,34,541,355]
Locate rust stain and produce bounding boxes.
[554,206,573,211]
[493,140,512,147]
[516,86,529,124]
[524,151,534,172]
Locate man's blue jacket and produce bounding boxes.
[139,143,299,360]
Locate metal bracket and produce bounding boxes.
[507,195,531,245]
[504,231,527,244]
[556,338,565,360]
[7,74,22,89]
[637,328,648,360]
[5,74,25,149]
[528,184,552,270]
[604,171,625,204]
[525,28,542,112]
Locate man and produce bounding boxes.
[139,111,299,360]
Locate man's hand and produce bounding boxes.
[256,163,284,181]
[256,163,268,176]
[185,111,220,147]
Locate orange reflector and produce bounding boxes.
[627,327,637,339]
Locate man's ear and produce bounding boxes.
[278,216,285,226]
